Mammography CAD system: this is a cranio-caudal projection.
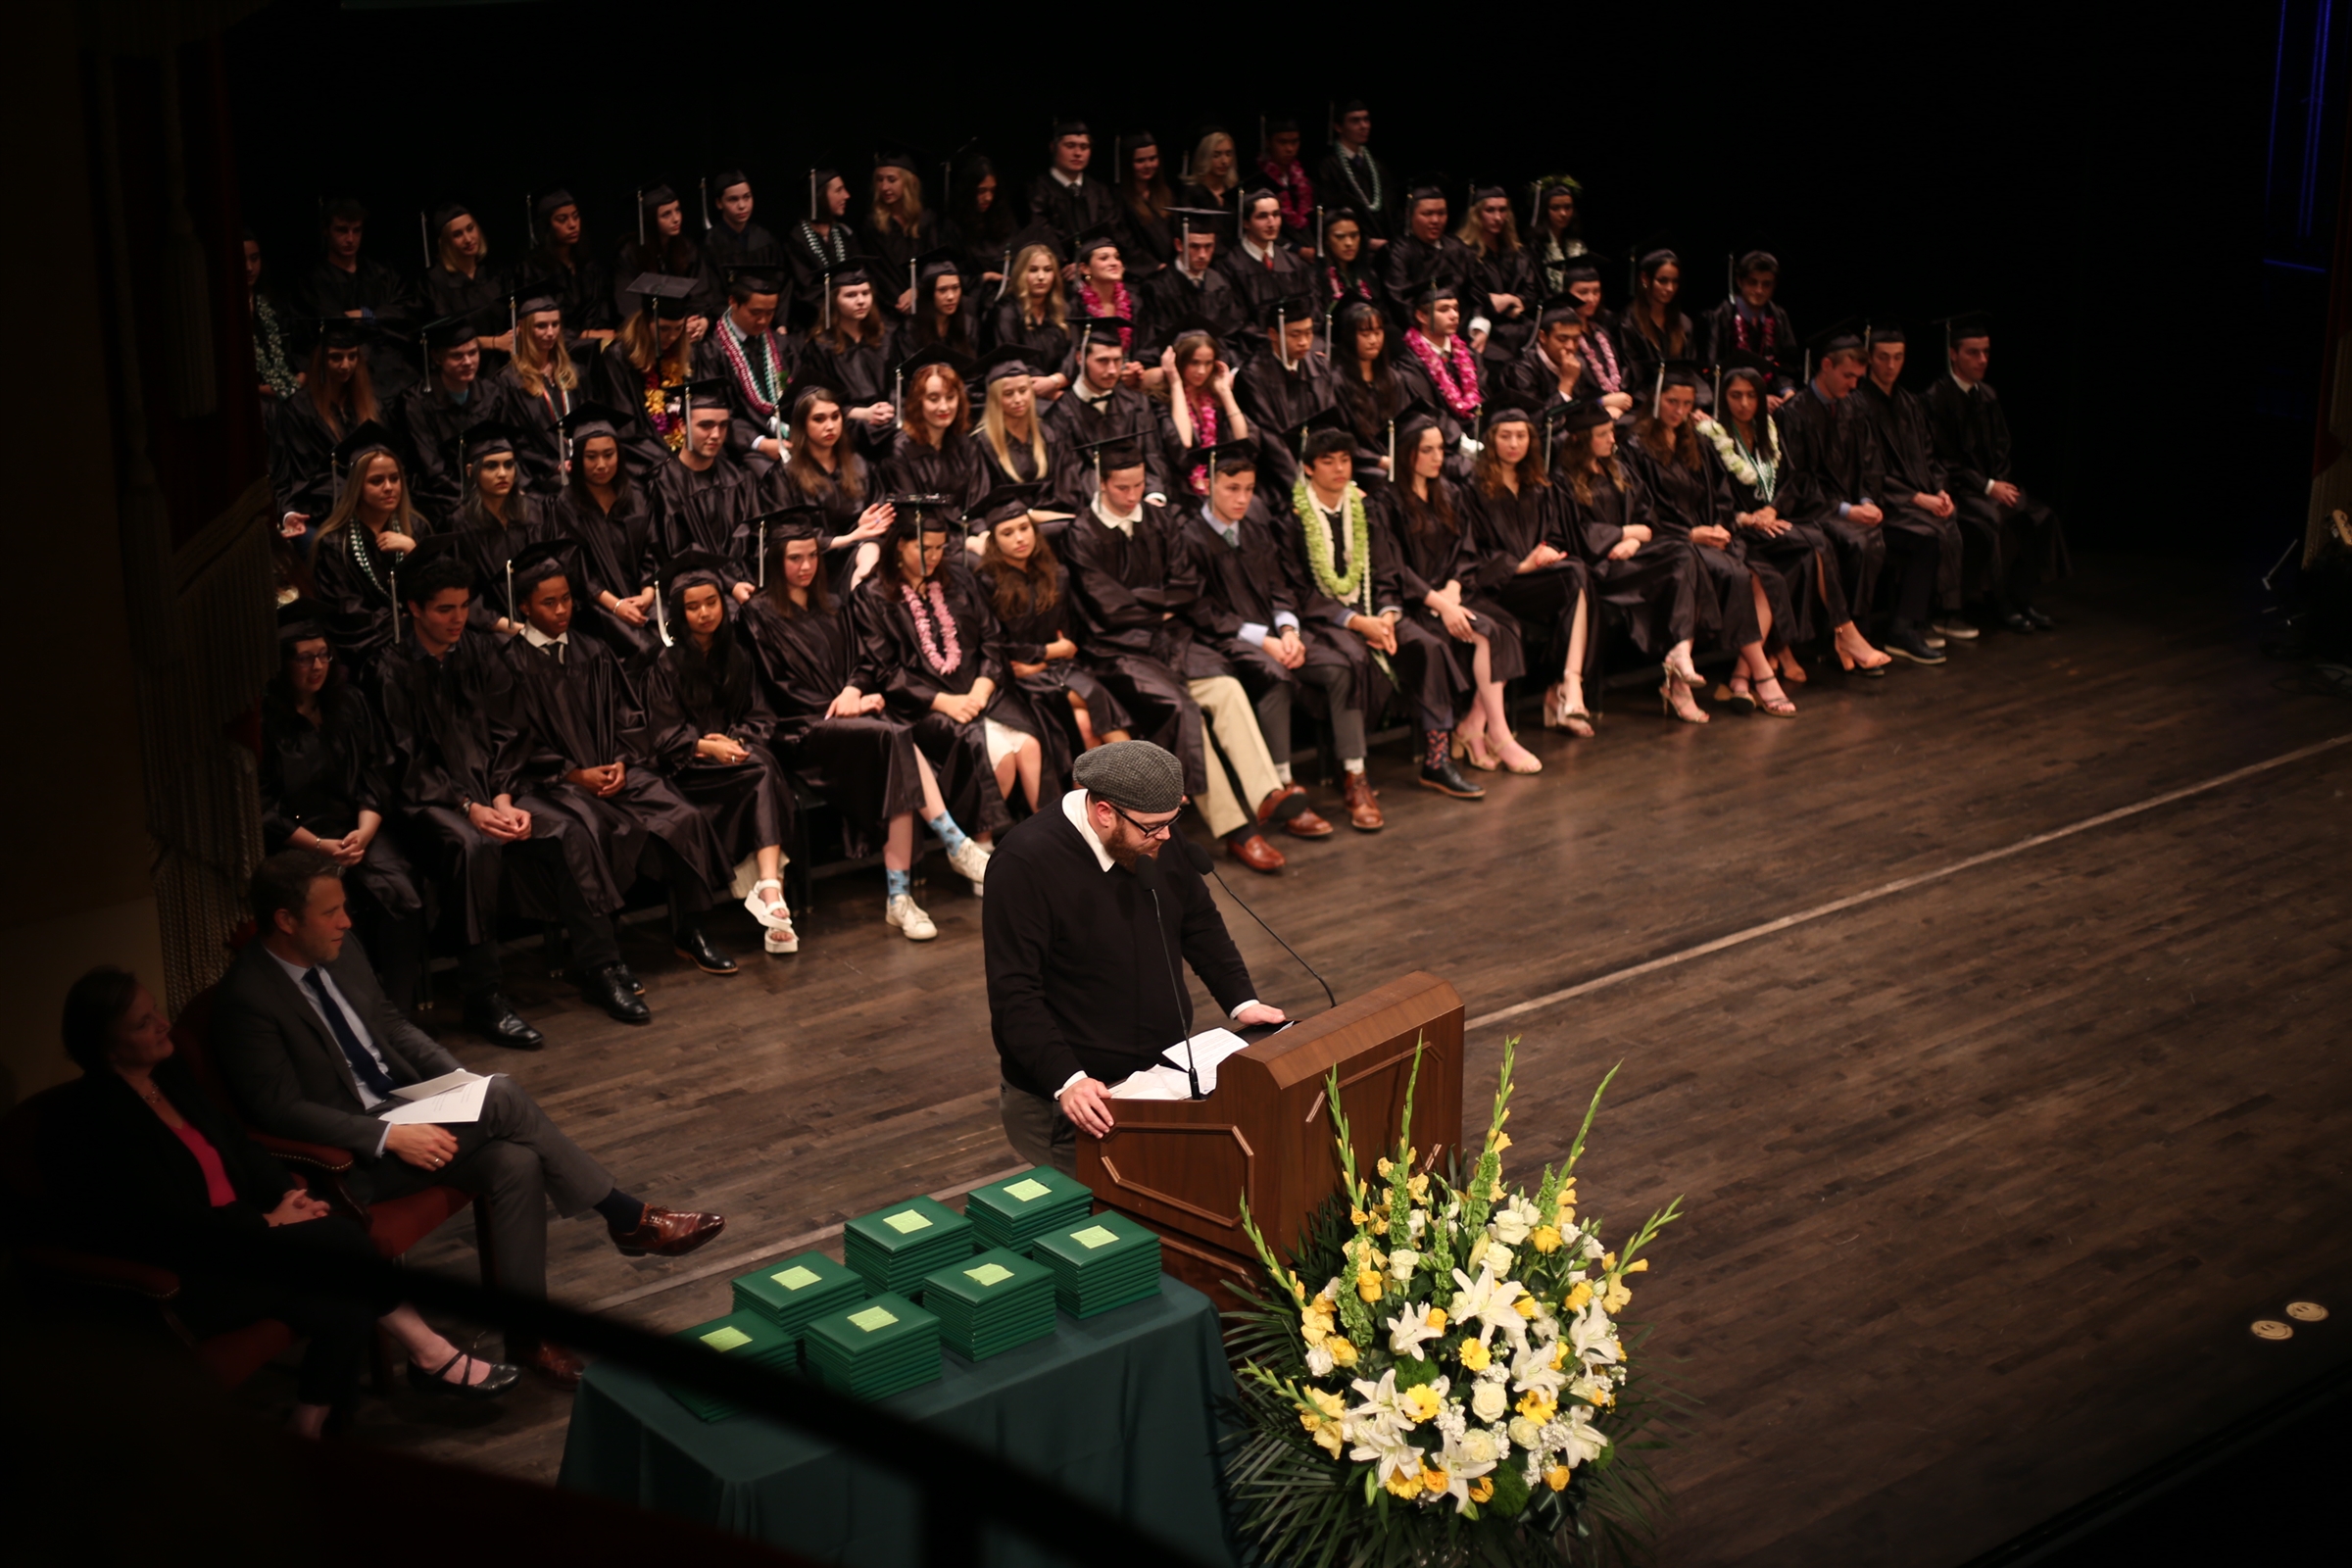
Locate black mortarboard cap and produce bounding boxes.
[895,342,974,382]
[1002,221,1065,265]
[427,201,472,237]
[639,184,679,214]
[723,264,786,291]
[557,401,630,442]
[975,480,1048,527]
[873,147,920,174]
[513,292,558,318]
[1074,315,1133,347]
[330,420,400,475]
[315,317,373,350]
[1937,310,1992,346]
[533,188,577,224]
[1557,251,1607,284]
[1536,294,1587,327]
[1288,404,1353,462]
[459,420,521,464]
[1719,349,1776,383]
[824,254,881,288]
[1185,439,1256,470]
[512,536,583,594]
[277,598,329,643]
[1553,399,1612,433]
[1073,223,1123,262]
[1805,317,1866,357]
[754,504,828,544]
[1736,249,1780,277]
[1403,173,1450,206]
[710,168,751,193]
[1867,323,1908,347]
[1636,244,1680,274]
[1051,117,1090,140]
[1075,434,1148,475]
[1658,360,1707,391]
[625,272,697,319]
[1261,294,1315,326]
[421,313,480,352]
[914,246,960,283]
[884,494,956,540]
[1482,399,1535,430]
[677,377,731,407]
[661,549,737,598]
[972,344,1037,384]
[397,532,471,601]
[1413,279,1462,310]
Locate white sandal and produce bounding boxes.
[742,878,791,930]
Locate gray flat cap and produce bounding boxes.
[1072,740,1185,813]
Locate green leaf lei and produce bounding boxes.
[1294,477,1372,611]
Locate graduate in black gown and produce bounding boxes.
[740,514,961,943]
[972,481,1132,780]
[1068,228,1143,374]
[264,603,427,1010]
[800,257,899,437]
[500,541,747,968]
[493,295,582,496]
[1044,318,1170,505]
[1236,297,1337,500]
[1215,188,1316,342]
[989,241,1075,387]
[1623,368,1799,717]
[895,250,979,362]
[1389,282,1487,464]
[420,205,509,347]
[1379,185,1474,335]
[1331,301,1409,493]
[308,426,430,677]
[1464,404,1596,736]
[690,268,797,474]
[1113,131,1179,274]
[950,156,1017,292]
[300,197,420,402]
[1921,316,2066,632]
[1381,414,1538,773]
[766,383,894,592]
[1855,326,1970,640]
[785,171,855,332]
[400,312,520,520]
[374,541,645,1042]
[1697,358,1888,681]
[444,422,555,641]
[861,152,951,321]
[1777,327,1946,665]
[1458,185,1539,355]
[1154,328,1252,501]
[650,379,762,595]
[1499,301,1594,418]
[855,502,1048,864]
[552,404,662,659]
[1698,252,1797,397]
[1317,101,1398,246]
[612,185,721,326]
[1560,256,1637,424]
[875,350,994,526]
[1026,121,1121,254]
[595,275,700,481]
[1141,222,1245,353]
[972,350,1079,502]
[1528,177,1590,306]
[1614,250,1697,404]
[1173,446,1375,832]
[514,189,617,342]
[1551,401,1710,722]
[1314,208,1381,318]
[270,318,383,535]
[639,553,800,952]
[703,169,783,277]
[1278,413,1479,798]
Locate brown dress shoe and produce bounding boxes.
[1342,772,1385,831]
[1228,833,1287,874]
[1283,806,1335,839]
[521,1340,585,1388]
[609,1205,727,1257]
[1255,783,1310,826]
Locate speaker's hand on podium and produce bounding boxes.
[1058,1078,1117,1138]
[1232,1002,1288,1028]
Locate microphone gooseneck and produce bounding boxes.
[1131,854,1202,1100]
[1203,854,1339,1012]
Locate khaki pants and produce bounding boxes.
[1187,674,1283,838]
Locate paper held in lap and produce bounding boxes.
[1106,1028,1251,1100]
[378,1069,495,1125]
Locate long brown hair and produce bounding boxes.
[1635,410,1702,471]
[762,540,834,618]
[783,386,866,503]
[302,341,379,433]
[1154,330,1218,408]
[980,519,1062,619]
[902,363,969,448]
[1560,426,1628,507]
[868,168,926,235]
[318,448,425,539]
[511,311,578,397]
[1472,429,1547,496]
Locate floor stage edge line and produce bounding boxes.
[1464,729,2352,1032]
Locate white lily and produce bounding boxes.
[1386,1299,1446,1360]
[1568,1301,1623,1368]
[1448,1261,1532,1355]
[1545,1406,1609,1469]
[1346,1367,1416,1442]
[1348,1431,1426,1489]
[1509,1339,1569,1399]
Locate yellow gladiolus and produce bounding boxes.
[1600,1250,1616,1270]
[1494,1131,1511,1152]
[1563,1281,1593,1311]
[1530,1225,1563,1254]
[1469,1477,1494,1504]
[1328,1337,1358,1367]
[1376,1156,1395,1178]
[1627,1258,1650,1273]
[1458,1338,1490,1371]
[1604,1280,1632,1312]
[1407,1172,1430,1202]
[1370,1211,1390,1236]
[1544,1464,1571,1493]
[1350,1209,1369,1227]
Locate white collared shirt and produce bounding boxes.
[1093,494,1141,536]
[521,622,569,657]
[1052,167,1083,189]
[267,946,395,1153]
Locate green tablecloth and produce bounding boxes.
[558,1276,1237,1568]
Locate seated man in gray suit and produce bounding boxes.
[213,847,724,1386]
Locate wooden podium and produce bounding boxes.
[1075,971,1464,1313]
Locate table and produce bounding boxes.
[558,1277,1238,1567]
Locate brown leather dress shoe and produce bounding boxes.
[1342,772,1385,831]
[521,1340,585,1389]
[1228,833,1287,874]
[1255,783,1311,826]
[609,1205,727,1257]
[1283,805,1335,839]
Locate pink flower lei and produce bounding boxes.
[1405,327,1482,418]
[1184,393,1219,494]
[1077,280,1133,352]
[901,581,963,676]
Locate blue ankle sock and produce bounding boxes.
[926,812,970,853]
[886,868,911,901]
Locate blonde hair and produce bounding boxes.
[1190,131,1236,193]
[620,310,693,379]
[1010,244,1067,329]
[869,167,926,235]
[1455,200,1523,257]
[511,310,578,398]
[435,213,487,274]
[980,375,1049,478]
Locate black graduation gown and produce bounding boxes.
[1333,368,1411,492]
[374,629,624,939]
[514,245,616,335]
[976,558,1129,790]
[1378,481,1526,686]
[1314,257,1381,318]
[974,424,1082,521]
[555,487,662,659]
[1775,388,1889,621]
[1709,416,1845,642]
[422,263,507,350]
[1697,300,1796,385]
[1115,198,1177,274]
[300,256,419,399]
[1921,375,2068,604]
[1175,506,1361,732]
[1560,465,1699,659]
[1271,486,1466,729]
[310,521,417,677]
[1853,377,1965,613]
[398,376,522,519]
[692,324,801,472]
[1314,147,1397,242]
[854,562,1039,836]
[704,219,783,277]
[1236,350,1337,498]
[1214,243,1317,346]
[448,498,556,638]
[1462,243,1541,351]
[650,455,762,580]
[800,324,896,413]
[592,341,682,481]
[876,428,993,528]
[1043,381,1173,504]
[492,366,581,496]
[269,393,356,522]
[739,594,922,858]
[259,687,422,922]
[1140,266,1245,355]
[1023,173,1120,252]
[1464,478,1592,684]
[1625,437,1791,653]
[767,453,882,594]
[1388,338,1487,459]
[986,300,1073,379]
[858,214,948,320]
[783,220,853,331]
[640,631,796,860]
[1058,504,1224,796]
[1378,233,1475,331]
[502,631,728,911]
[612,236,722,323]
[1613,308,1697,405]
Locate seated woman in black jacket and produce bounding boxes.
[973,482,1132,769]
[45,968,517,1435]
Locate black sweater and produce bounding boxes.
[983,802,1255,1097]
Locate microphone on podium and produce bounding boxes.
[1181,836,1340,1012]
[1129,850,1202,1100]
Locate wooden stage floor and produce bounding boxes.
[316,553,2352,1566]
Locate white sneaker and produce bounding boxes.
[885,894,938,941]
[947,838,991,893]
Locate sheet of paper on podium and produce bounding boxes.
[1106,1028,1252,1100]
[379,1069,495,1124]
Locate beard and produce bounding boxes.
[1105,832,1163,870]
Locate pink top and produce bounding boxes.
[172,1121,238,1208]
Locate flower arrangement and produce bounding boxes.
[1227,1041,1682,1566]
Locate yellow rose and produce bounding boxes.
[1563,1281,1593,1311]
[1385,1469,1423,1499]
[1402,1384,1444,1423]
[1513,1296,1540,1319]
[1421,1464,1450,1494]
[1544,1464,1571,1493]
[1356,1269,1385,1303]
[1426,1307,1447,1332]
[1327,1337,1358,1367]
[1530,1225,1563,1254]
[1457,1338,1490,1372]
[1468,1477,1494,1504]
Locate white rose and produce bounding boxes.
[1387,1248,1419,1282]
[1508,1415,1543,1448]
[1491,1199,1536,1246]
[1306,1345,1335,1376]
[1471,1381,1509,1423]
[1457,1429,1498,1467]
[1484,1246,1514,1279]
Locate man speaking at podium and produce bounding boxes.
[984,740,1288,1172]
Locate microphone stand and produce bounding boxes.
[1133,854,1202,1100]
[1179,838,1338,1011]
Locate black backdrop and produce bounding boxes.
[226,0,2318,557]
